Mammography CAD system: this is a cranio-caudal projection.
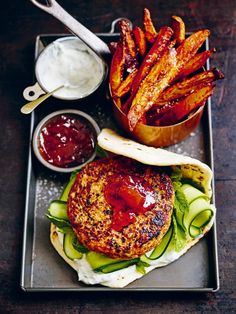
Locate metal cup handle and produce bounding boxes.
[23,82,45,101]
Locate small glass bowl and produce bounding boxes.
[32,109,100,172]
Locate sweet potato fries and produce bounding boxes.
[109,8,224,131]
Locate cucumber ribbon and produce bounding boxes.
[143,175,214,261]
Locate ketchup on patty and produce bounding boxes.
[38,114,96,168]
[104,174,156,231]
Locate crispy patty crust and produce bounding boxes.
[67,156,174,259]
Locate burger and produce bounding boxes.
[47,128,216,288]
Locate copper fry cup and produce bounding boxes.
[112,97,205,148]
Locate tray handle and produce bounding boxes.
[23,82,45,101]
[109,18,133,33]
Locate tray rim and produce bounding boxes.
[20,32,219,292]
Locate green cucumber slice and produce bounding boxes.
[64,232,83,260]
[60,175,77,202]
[140,254,151,264]
[98,259,139,273]
[141,225,173,262]
[181,184,209,204]
[136,260,150,274]
[183,197,213,238]
[46,214,71,229]
[149,225,173,259]
[48,200,68,220]
[57,227,73,234]
[86,251,121,270]
[72,236,89,253]
[191,208,213,228]
[189,225,201,238]
[86,251,139,273]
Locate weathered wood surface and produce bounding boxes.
[0,0,235,312]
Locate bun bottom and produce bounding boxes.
[50,223,78,271]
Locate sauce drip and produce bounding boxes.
[39,114,95,168]
[104,174,156,231]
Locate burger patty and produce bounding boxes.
[67,156,174,259]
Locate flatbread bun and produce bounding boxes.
[50,223,78,271]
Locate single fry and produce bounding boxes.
[146,103,174,125]
[171,15,185,45]
[131,27,173,93]
[127,47,177,130]
[114,69,138,98]
[109,40,125,100]
[157,68,224,105]
[176,48,216,79]
[154,84,215,126]
[123,27,173,112]
[133,26,147,57]
[143,8,157,43]
[175,29,210,66]
[127,29,210,130]
[119,19,137,71]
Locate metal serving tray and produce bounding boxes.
[20,31,219,292]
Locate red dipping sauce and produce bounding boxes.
[38,114,96,168]
[104,174,156,231]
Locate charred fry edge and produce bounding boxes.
[171,15,185,45]
[119,19,138,71]
[133,26,147,57]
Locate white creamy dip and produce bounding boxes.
[36,37,105,99]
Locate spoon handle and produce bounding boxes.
[20,85,64,114]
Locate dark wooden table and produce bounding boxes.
[0,0,235,312]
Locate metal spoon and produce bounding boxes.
[21,85,64,114]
